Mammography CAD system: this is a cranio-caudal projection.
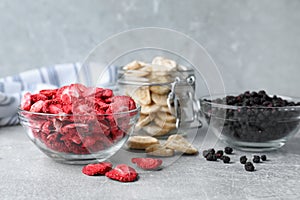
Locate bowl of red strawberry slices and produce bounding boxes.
[18,83,140,164]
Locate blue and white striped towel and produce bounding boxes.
[0,63,117,127]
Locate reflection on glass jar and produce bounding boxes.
[117,57,201,138]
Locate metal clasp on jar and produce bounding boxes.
[167,75,202,130]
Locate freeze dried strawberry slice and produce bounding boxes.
[42,100,63,114]
[57,84,86,104]
[102,89,113,99]
[31,93,48,103]
[131,158,163,170]
[82,162,113,176]
[110,96,136,113]
[39,89,58,98]
[30,100,44,112]
[21,92,32,111]
[105,164,138,182]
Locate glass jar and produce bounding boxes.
[117,58,202,138]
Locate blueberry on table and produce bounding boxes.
[202,150,210,158]
[253,155,260,163]
[245,162,255,172]
[207,148,215,154]
[216,150,224,158]
[240,156,247,164]
[222,156,230,163]
[261,155,267,161]
[206,153,217,161]
[224,147,233,154]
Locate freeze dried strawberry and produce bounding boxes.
[61,123,89,134]
[31,93,48,103]
[88,141,105,152]
[111,129,124,142]
[104,97,112,104]
[56,86,73,104]
[110,96,136,113]
[70,83,87,96]
[62,104,73,114]
[94,99,110,111]
[131,158,163,170]
[73,103,94,114]
[48,104,63,114]
[91,121,110,136]
[105,164,138,182]
[60,132,82,145]
[39,89,58,98]
[41,121,54,134]
[81,136,97,148]
[82,162,113,176]
[42,100,63,114]
[21,92,32,111]
[30,100,44,112]
[102,89,113,99]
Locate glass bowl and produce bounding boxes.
[18,106,140,164]
[200,94,300,151]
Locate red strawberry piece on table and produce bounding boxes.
[82,162,113,176]
[131,158,163,170]
[105,164,138,182]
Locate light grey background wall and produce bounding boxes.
[1,0,300,96]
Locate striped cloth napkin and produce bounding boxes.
[0,63,117,126]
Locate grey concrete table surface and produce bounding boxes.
[1,125,300,200]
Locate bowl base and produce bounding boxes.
[223,139,286,152]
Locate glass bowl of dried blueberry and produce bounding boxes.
[18,84,140,164]
[200,90,300,151]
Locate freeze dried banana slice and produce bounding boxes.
[127,136,159,150]
[151,93,168,106]
[160,106,172,114]
[154,117,176,130]
[150,75,172,84]
[132,87,151,105]
[123,60,142,70]
[152,56,177,71]
[165,134,198,154]
[140,104,161,115]
[145,144,175,157]
[142,124,171,137]
[156,112,177,123]
[136,114,152,129]
[149,85,170,95]
[125,70,150,77]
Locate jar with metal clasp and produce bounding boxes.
[117,57,202,138]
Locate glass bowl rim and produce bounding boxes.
[18,104,141,117]
[200,93,300,110]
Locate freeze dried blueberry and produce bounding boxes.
[261,155,267,161]
[206,153,217,161]
[222,156,230,163]
[216,150,224,159]
[253,155,260,163]
[244,162,255,172]
[240,156,247,164]
[207,148,215,154]
[202,150,210,158]
[224,147,233,154]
